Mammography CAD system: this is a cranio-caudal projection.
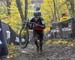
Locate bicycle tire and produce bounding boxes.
[19,24,29,48]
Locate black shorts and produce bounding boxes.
[33,30,43,41]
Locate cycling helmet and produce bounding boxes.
[34,11,41,17]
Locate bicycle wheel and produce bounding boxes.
[19,25,29,48]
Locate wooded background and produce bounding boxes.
[0,0,75,33]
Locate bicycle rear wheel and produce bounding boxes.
[19,27,29,48]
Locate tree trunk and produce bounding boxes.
[53,0,57,21]
[6,0,11,15]
[66,0,75,18]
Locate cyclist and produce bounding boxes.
[29,11,45,53]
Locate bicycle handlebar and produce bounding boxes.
[23,21,44,28]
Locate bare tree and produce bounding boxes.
[25,0,28,21]
[6,0,11,15]
[53,0,57,21]
[69,0,75,18]
[65,0,75,18]
[16,0,24,22]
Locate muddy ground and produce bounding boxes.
[8,44,75,60]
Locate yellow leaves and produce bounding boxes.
[59,0,65,3]
[44,27,50,32]
[8,43,19,58]
[5,0,22,33]
[7,0,34,33]
[45,39,68,45]
[40,0,71,30]
[45,40,52,45]
[41,0,54,28]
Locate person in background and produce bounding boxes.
[60,12,70,22]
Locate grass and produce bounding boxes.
[8,43,20,58]
[45,39,75,46]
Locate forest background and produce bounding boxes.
[0,0,75,34]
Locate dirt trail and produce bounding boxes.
[8,44,75,60]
